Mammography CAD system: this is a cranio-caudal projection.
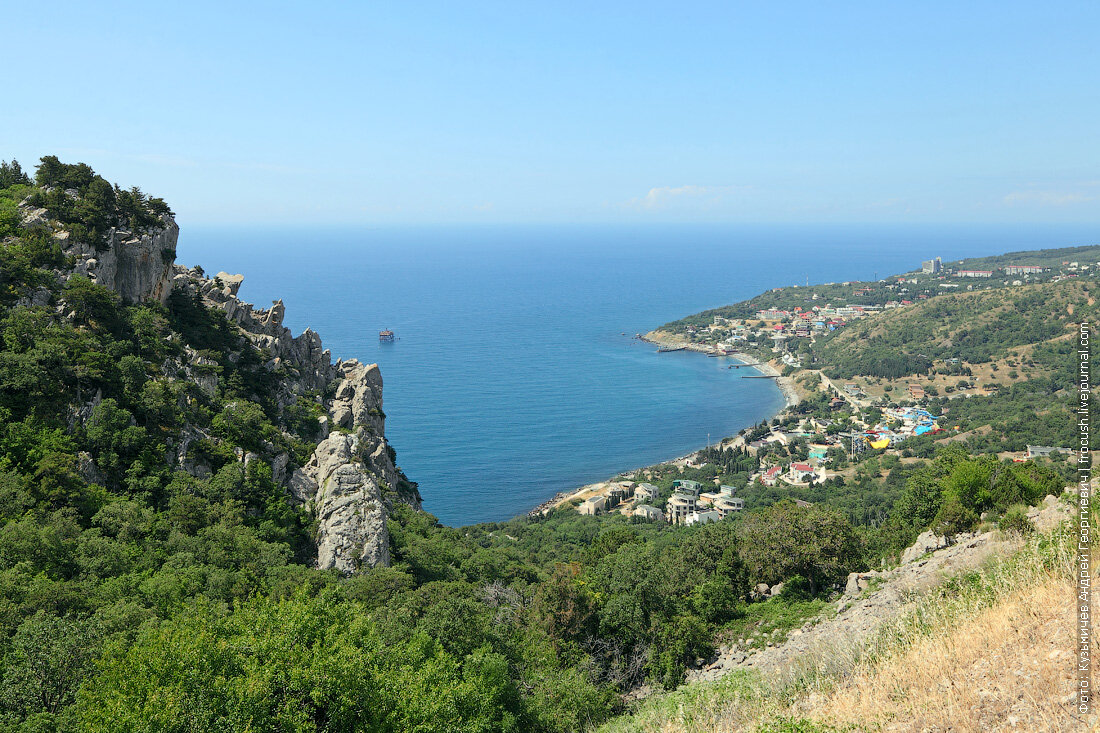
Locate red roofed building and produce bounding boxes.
[787,463,816,483]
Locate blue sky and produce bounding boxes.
[2,2,1098,225]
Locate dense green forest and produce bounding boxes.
[0,158,1075,732]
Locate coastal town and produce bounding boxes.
[549,253,1091,525]
[665,254,1082,358]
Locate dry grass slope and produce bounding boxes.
[820,280,1096,375]
[803,562,1078,731]
[599,523,1094,733]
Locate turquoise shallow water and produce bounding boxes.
[178,223,1097,526]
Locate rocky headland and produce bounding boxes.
[20,199,419,573]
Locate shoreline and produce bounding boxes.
[638,330,800,408]
[526,331,800,517]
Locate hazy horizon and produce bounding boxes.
[3,2,1098,228]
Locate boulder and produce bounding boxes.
[901,530,950,565]
[288,466,318,504]
[844,571,880,596]
[214,272,245,296]
[1032,496,1071,532]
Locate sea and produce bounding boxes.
[179,222,1098,526]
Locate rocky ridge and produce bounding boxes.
[175,263,422,573]
[688,493,1072,682]
[36,207,418,573]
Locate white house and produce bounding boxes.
[685,510,721,526]
[634,483,659,502]
[666,492,698,524]
[579,495,606,516]
[787,462,816,483]
[715,497,744,518]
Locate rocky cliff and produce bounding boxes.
[20,203,179,305]
[29,201,418,573]
[178,266,421,571]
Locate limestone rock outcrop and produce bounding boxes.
[18,189,418,574]
[18,199,177,305]
[169,267,419,573]
[178,268,334,393]
[291,432,392,571]
[40,205,418,574]
[65,220,179,304]
[286,358,419,573]
[330,360,386,434]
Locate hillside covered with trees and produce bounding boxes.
[0,158,1079,732]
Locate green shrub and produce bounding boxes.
[998,506,1034,535]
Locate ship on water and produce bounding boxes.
[379,329,395,342]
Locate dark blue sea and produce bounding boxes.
[179,223,1097,526]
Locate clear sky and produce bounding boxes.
[3,2,1098,226]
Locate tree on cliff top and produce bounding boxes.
[0,160,31,190]
[27,156,174,248]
